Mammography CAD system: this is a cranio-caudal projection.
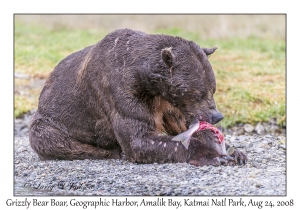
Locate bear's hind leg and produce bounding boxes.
[29,123,121,160]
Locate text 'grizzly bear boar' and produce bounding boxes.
[29,29,247,166]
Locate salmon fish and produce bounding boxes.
[172,121,226,155]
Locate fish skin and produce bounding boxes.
[172,121,224,150]
[171,123,200,149]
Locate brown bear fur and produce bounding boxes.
[29,29,247,166]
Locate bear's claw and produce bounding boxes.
[230,149,248,165]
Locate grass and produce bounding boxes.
[14,21,286,128]
[15,21,107,78]
[14,95,34,118]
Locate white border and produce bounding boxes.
[2,0,299,209]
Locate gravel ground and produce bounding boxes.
[14,134,286,196]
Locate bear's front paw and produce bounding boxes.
[230,149,248,165]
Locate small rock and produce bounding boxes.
[255,183,263,188]
[233,143,243,148]
[230,135,237,142]
[270,125,282,134]
[264,134,273,138]
[234,128,245,136]
[262,122,271,133]
[255,123,266,135]
[279,145,286,150]
[236,135,249,142]
[247,143,254,148]
[262,159,267,164]
[244,124,255,133]
[278,136,286,144]
[174,188,182,195]
[255,148,264,153]
[231,126,240,131]
[182,189,189,196]
[248,137,256,142]
[268,118,277,125]
[162,188,173,196]
[251,162,260,168]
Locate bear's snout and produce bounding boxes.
[210,111,223,124]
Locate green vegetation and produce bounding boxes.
[14,21,285,127]
[14,21,107,117]
[15,21,106,78]
[15,95,34,118]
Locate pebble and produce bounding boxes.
[182,189,189,196]
[229,135,237,142]
[14,135,286,196]
[279,145,286,150]
[244,124,255,133]
[255,123,266,135]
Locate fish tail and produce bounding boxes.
[181,138,190,150]
[172,133,190,150]
[171,133,186,142]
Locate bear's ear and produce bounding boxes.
[161,47,174,68]
[202,47,217,56]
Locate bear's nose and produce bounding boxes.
[211,112,224,124]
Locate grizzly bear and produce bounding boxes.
[29,29,247,166]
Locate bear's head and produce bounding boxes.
[159,41,223,127]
